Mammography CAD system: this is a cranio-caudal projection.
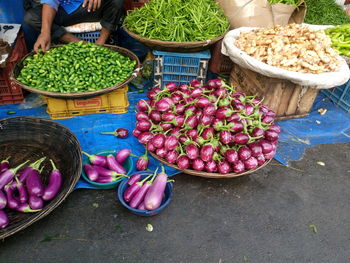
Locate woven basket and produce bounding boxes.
[150,152,271,179]
[0,117,82,239]
[123,27,226,53]
[10,44,141,99]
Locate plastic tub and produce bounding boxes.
[81,150,133,189]
[117,171,173,216]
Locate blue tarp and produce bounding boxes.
[1,90,349,189]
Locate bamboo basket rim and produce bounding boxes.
[122,26,227,52]
[150,152,272,179]
[10,44,141,99]
[0,117,82,240]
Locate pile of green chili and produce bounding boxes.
[17,42,136,93]
[326,25,350,57]
[123,0,229,42]
[304,0,350,25]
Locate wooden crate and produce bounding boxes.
[229,64,319,120]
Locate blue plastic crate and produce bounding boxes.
[322,80,350,113]
[152,50,211,89]
[73,30,101,43]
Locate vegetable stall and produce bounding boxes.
[0,0,350,241]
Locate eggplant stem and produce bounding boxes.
[149,167,159,183]
[2,156,11,162]
[12,160,30,174]
[50,159,58,171]
[129,153,140,158]
[82,152,92,158]
[100,132,116,135]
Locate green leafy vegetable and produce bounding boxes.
[124,0,229,42]
[304,0,350,25]
[268,0,302,6]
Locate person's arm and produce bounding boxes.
[34,2,58,53]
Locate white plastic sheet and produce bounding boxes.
[221,25,350,89]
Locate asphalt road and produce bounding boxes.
[1,143,349,263]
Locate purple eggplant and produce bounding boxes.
[42,160,62,201]
[127,174,141,186]
[155,98,171,112]
[136,111,150,121]
[251,127,265,138]
[138,132,154,145]
[249,143,263,157]
[203,104,216,116]
[185,144,199,160]
[96,177,120,183]
[162,112,176,122]
[226,113,240,122]
[233,160,245,174]
[238,146,252,161]
[170,128,181,136]
[147,142,156,152]
[165,82,177,92]
[190,79,201,88]
[264,150,276,160]
[4,184,19,210]
[115,149,131,164]
[16,203,41,213]
[177,155,190,169]
[218,161,231,174]
[82,152,107,167]
[132,128,142,138]
[256,154,266,166]
[107,154,126,174]
[199,115,214,126]
[144,167,167,210]
[29,195,44,210]
[192,158,205,171]
[136,151,149,171]
[0,189,7,209]
[164,136,179,151]
[26,163,45,197]
[137,201,146,210]
[156,148,168,158]
[265,130,279,142]
[216,108,234,120]
[244,103,255,115]
[202,127,215,140]
[0,210,9,229]
[196,97,211,108]
[186,129,198,140]
[151,134,166,149]
[259,140,274,154]
[219,131,233,145]
[160,123,173,131]
[15,177,28,204]
[10,158,46,189]
[0,156,10,173]
[136,119,152,132]
[175,104,186,115]
[268,124,281,134]
[149,110,162,123]
[171,93,182,104]
[84,164,99,182]
[200,145,215,162]
[129,176,153,209]
[100,128,129,138]
[243,157,258,170]
[234,133,250,145]
[165,150,178,164]
[124,173,154,202]
[0,160,29,190]
[262,115,274,124]
[205,160,218,173]
[225,149,239,164]
[93,165,125,178]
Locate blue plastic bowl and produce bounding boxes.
[117,171,173,216]
[81,150,133,189]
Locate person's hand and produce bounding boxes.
[34,32,51,53]
[82,0,101,12]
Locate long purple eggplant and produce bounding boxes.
[15,177,28,204]
[29,195,44,210]
[4,184,19,210]
[82,152,107,167]
[123,172,154,202]
[0,189,7,209]
[137,201,146,210]
[0,160,29,190]
[83,164,99,181]
[93,165,125,177]
[26,160,46,197]
[144,166,167,210]
[0,210,9,229]
[106,155,126,174]
[115,149,131,164]
[0,156,10,173]
[10,158,46,189]
[16,203,41,213]
[42,160,62,201]
[127,174,141,186]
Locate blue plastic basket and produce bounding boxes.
[153,50,211,88]
[73,30,101,43]
[322,80,350,113]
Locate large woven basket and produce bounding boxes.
[0,117,82,239]
[150,152,271,179]
[10,44,141,99]
[123,27,226,53]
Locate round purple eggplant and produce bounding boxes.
[265,130,279,142]
[238,146,252,161]
[185,144,199,160]
[192,158,205,171]
[164,136,179,151]
[218,161,231,174]
[165,150,179,164]
[155,98,171,112]
[225,149,239,164]
[259,140,274,154]
[200,145,215,162]
[243,157,258,170]
[132,128,142,138]
[234,133,249,145]
[136,152,149,171]
[151,134,166,149]
[177,155,190,169]
[205,160,218,173]
[138,132,154,145]
[149,110,162,123]
[219,131,232,145]
[233,160,245,174]
[156,148,168,158]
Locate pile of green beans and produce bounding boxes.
[123,0,229,42]
[326,25,350,57]
[17,42,136,93]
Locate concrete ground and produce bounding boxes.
[0,143,349,263]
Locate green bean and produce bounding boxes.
[123,0,229,42]
[326,25,350,56]
[17,42,136,93]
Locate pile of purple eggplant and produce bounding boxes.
[0,157,62,229]
[133,79,280,175]
[123,166,168,211]
[82,149,130,183]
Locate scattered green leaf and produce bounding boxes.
[40,234,68,242]
[146,223,153,232]
[92,202,99,208]
[7,111,16,115]
[114,225,122,231]
[309,224,318,233]
[243,256,248,262]
[317,161,325,166]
